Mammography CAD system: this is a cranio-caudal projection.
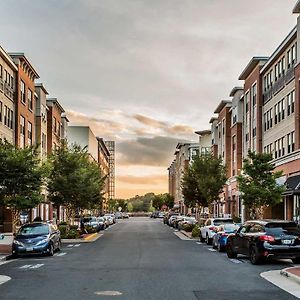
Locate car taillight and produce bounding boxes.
[209,226,216,231]
[221,233,228,237]
[259,235,275,242]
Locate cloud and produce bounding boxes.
[133,114,167,128]
[117,136,191,166]
[117,174,167,185]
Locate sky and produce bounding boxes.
[0,0,297,198]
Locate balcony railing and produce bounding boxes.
[4,82,14,100]
[285,67,295,84]
[0,78,3,93]
[273,75,285,95]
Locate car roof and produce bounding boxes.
[22,222,48,227]
[245,219,297,225]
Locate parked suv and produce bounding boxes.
[226,220,300,265]
[200,218,233,244]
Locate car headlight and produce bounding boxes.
[35,239,49,246]
[13,240,24,246]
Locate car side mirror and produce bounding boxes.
[0,234,4,240]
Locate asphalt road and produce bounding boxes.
[0,217,298,300]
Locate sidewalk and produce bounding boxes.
[61,232,103,243]
[179,230,198,240]
[280,267,300,284]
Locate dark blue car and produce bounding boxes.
[12,223,61,257]
[212,224,240,252]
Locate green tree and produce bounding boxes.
[182,154,227,210]
[0,140,45,231]
[48,142,105,223]
[152,195,164,210]
[237,151,285,219]
[163,193,174,209]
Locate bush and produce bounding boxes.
[58,224,81,239]
[192,225,200,238]
[58,225,68,237]
[85,225,97,234]
[182,223,195,232]
[59,221,68,226]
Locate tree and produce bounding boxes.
[0,140,45,231]
[237,151,285,219]
[48,142,105,222]
[152,195,164,210]
[163,193,174,209]
[182,154,227,210]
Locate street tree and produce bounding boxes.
[0,140,45,231]
[163,193,174,209]
[182,154,227,210]
[152,194,164,210]
[48,142,105,223]
[237,151,285,219]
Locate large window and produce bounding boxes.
[274,99,285,124]
[20,116,25,148]
[0,101,2,122]
[274,136,285,159]
[28,121,32,145]
[287,132,295,154]
[21,80,26,103]
[28,89,33,111]
[287,90,295,116]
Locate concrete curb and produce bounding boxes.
[180,230,198,240]
[0,275,11,285]
[280,268,300,285]
[62,233,103,244]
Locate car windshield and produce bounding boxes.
[18,224,49,236]
[214,219,233,226]
[83,218,92,222]
[98,218,104,222]
[265,223,300,236]
[223,224,239,232]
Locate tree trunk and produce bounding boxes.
[11,208,20,233]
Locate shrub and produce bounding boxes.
[58,224,81,239]
[85,225,97,234]
[183,223,195,232]
[59,221,68,226]
[192,225,200,238]
[58,225,68,237]
[66,229,81,239]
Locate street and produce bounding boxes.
[0,217,298,300]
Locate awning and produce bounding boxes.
[283,175,300,196]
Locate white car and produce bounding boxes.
[200,218,233,245]
[104,214,116,224]
[104,215,114,225]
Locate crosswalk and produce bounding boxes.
[19,264,44,270]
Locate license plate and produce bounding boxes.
[26,247,33,252]
[282,240,293,245]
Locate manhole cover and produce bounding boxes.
[94,291,122,296]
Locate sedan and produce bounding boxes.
[226,220,300,264]
[12,223,61,257]
[212,224,240,252]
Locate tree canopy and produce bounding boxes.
[237,151,285,219]
[182,154,227,209]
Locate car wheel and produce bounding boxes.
[206,235,211,245]
[292,257,300,264]
[250,246,262,265]
[217,242,223,252]
[48,243,54,256]
[57,240,61,252]
[226,244,237,258]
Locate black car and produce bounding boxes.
[12,223,61,257]
[226,220,300,265]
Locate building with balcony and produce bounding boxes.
[105,140,116,202]
[0,47,17,144]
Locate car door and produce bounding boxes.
[233,223,252,255]
[50,225,59,248]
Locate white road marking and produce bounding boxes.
[0,275,11,285]
[0,260,12,267]
[67,244,74,248]
[19,264,32,269]
[29,264,44,269]
[229,259,243,264]
[56,252,67,257]
[207,248,217,252]
[196,242,204,245]
[94,291,123,296]
[74,244,80,247]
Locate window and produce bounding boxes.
[287,90,295,116]
[274,136,286,158]
[0,64,2,78]
[28,89,33,111]
[252,127,257,137]
[42,133,46,150]
[287,132,295,154]
[21,81,26,103]
[252,84,257,106]
[20,116,25,148]
[274,99,285,124]
[28,121,32,145]
[0,101,2,122]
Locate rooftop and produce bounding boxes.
[195,130,211,136]
[46,98,65,113]
[238,57,268,80]
[229,87,243,97]
[214,100,232,114]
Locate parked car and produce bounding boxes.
[83,217,101,232]
[158,212,165,219]
[226,220,300,265]
[96,217,107,230]
[212,223,240,252]
[178,216,197,230]
[12,223,61,257]
[123,213,129,219]
[115,212,123,219]
[104,215,114,225]
[170,215,183,228]
[104,214,116,224]
[150,211,159,218]
[200,218,233,244]
[164,213,178,225]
